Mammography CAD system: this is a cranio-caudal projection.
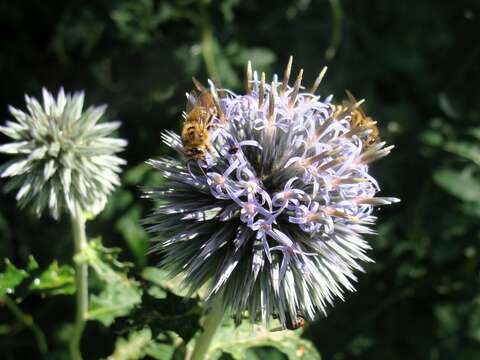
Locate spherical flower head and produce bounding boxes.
[0,88,127,219]
[145,59,399,328]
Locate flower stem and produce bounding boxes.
[69,208,88,360]
[191,296,225,360]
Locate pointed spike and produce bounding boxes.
[271,79,277,97]
[280,56,293,94]
[309,66,328,94]
[337,105,353,119]
[209,86,225,123]
[269,81,276,120]
[209,78,225,97]
[259,72,266,107]
[192,77,207,92]
[245,60,253,94]
[345,89,356,103]
[346,89,367,116]
[355,98,366,108]
[289,69,304,107]
[334,98,366,120]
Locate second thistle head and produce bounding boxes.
[0,88,127,219]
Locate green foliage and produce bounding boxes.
[108,328,188,360]
[82,239,142,326]
[107,328,152,360]
[0,259,28,297]
[0,257,75,299]
[434,169,480,204]
[141,267,193,299]
[203,321,321,360]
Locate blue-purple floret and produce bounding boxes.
[145,68,398,327]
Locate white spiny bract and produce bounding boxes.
[0,88,127,219]
[144,61,399,328]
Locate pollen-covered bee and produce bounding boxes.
[330,90,380,147]
[181,78,224,160]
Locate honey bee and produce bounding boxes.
[181,78,221,160]
[330,90,380,147]
[271,312,305,331]
[285,313,305,330]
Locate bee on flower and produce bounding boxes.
[144,57,399,329]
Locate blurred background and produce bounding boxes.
[0,0,479,359]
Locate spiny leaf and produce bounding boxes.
[114,290,201,344]
[141,267,193,298]
[196,320,321,360]
[0,257,75,298]
[28,261,75,296]
[83,238,142,326]
[145,331,185,360]
[107,328,152,360]
[0,259,28,297]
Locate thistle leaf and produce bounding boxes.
[0,257,75,298]
[192,321,321,360]
[84,238,142,326]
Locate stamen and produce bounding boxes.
[280,55,293,95]
[309,66,328,94]
[268,81,276,121]
[259,72,266,108]
[209,83,226,123]
[245,60,253,95]
[289,69,304,107]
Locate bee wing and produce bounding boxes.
[192,77,208,92]
[186,90,198,113]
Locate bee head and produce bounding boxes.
[184,146,206,159]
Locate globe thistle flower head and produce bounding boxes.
[145,58,399,328]
[0,88,127,219]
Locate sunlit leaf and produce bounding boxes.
[0,257,75,298]
[0,259,28,297]
[107,328,152,360]
[141,267,193,298]
[146,331,185,360]
[28,261,75,296]
[195,321,321,360]
[83,238,142,326]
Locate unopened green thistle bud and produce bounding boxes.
[0,88,127,219]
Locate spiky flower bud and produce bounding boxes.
[144,59,399,328]
[0,88,126,219]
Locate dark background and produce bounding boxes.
[1,0,479,359]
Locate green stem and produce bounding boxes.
[325,0,343,61]
[69,207,88,360]
[3,295,49,355]
[191,296,225,360]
